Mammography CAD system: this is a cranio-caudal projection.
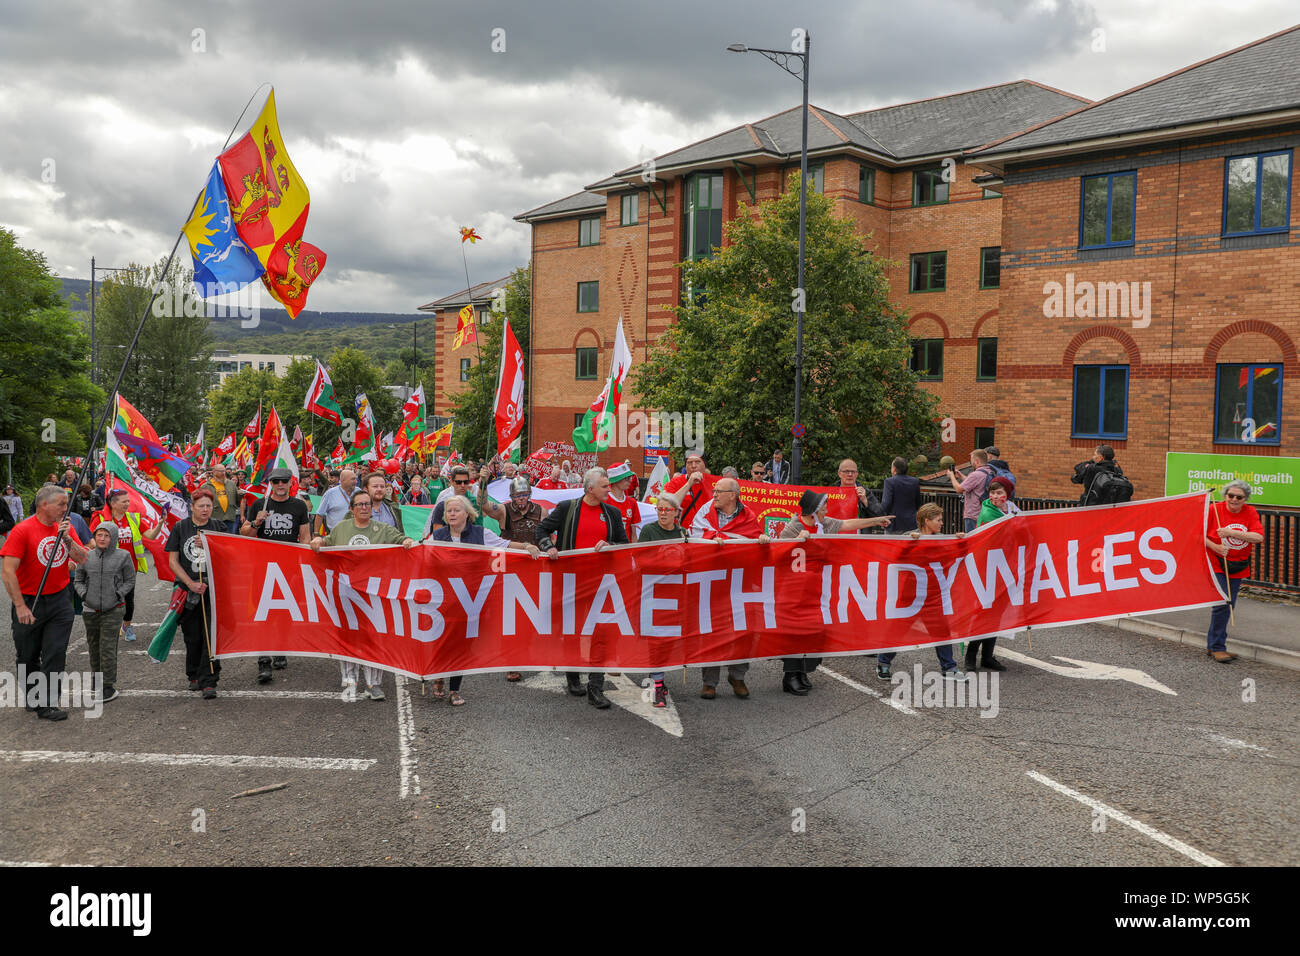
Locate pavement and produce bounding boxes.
[1,566,1298,867]
[1104,592,1300,671]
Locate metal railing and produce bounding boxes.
[875,489,1299,594]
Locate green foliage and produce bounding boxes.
[631,175,940,485]
[94,257,214,438]
[448,265,531,457]
[0,228,103,487]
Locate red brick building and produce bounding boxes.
[417,276,511,418]
[969,25,1300,499]
[515,81,1087,475]
[508,26,1299,500]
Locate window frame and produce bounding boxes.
[1214,362,1283,445]
[620,193,639,226]
[575,347,598,381]
[806,164,825,195]
[1071,364,1129,440]
[910,338,944,382]
[459,358,471,382]
[1079,170,1137,250]
[979,246,1001,289]
[858,165,875,204]
[976,337,997,382]
[578,215,601,247]
[684,171,724,262]
[912,167,949,206]
[576,281,599,313]
[973,426,995,449]
[1221,150,1293,238]
[909,251,947,293]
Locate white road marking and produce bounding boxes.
[1026,771,1224,867]
[819,665,920,716]
[520,672,684,736]
[119,689,343,700]
[0,861,82,867]
[395,676,421,799]
[1197,729,1272,756]
[0,750,375,771]
[995,648,1177,696]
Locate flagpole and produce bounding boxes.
[459,237,496,469]
[30,86,275,611]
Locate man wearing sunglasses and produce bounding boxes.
[427,467,480,535]
[1204,480,1265,663]
[240,468,310,683]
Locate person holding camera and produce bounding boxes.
[947,449,994,532]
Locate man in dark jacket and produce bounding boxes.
[536,467,629,709]
[1071,444,1124,504]
[73,522,134,702]
[881,457,921,533]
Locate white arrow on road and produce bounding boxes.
[521,672,684,737]
[994,647,1177,695]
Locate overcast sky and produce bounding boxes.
[1,0,1296,317]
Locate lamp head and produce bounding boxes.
[727,43,748,52]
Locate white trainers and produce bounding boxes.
[341,679,358,702]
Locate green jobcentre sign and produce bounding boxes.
[1165,452,1300,507]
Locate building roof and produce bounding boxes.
[972,25,1300,160]
[418,275,513,312]
[513,190,607,223]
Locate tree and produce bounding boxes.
[95,257,214,439]
[0,228,102,489]
[448,264,531,457]
[631,177,939,485]
[206,366,278,444]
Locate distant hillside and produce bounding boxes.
[60,276,429,362]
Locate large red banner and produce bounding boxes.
[206,493,1224,679]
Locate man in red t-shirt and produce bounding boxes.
[1,484,89,719]
[1203,480,1265,662]
[663,450,715,530]
[537,466,629,709]
[605,461,641,541]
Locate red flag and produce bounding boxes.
[251,407,282,482]
[243,402,262,440]
[214,432,236,457]
[329,438,345,464]
[494,318,525,453]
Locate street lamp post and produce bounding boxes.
[728,34,811,483]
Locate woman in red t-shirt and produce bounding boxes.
[1203,480,1265,662]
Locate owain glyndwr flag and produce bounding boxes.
[205,494,1225,679]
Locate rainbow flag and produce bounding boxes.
[114,395,161,444]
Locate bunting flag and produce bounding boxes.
[243,402,262,440]
[184,161,265,294]
[217,89,327,318]
[250,407,283,484]
[454,304,477,350]
[303,360,344,425]
[493,317,526,455]
[396,385,427,452]
[572,317,632,453]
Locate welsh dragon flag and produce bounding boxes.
[303,360,344,425]
[397,385,426,453]
[344,392,377,463]
[572,317,631,453]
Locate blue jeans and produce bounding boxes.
[1207,572,1241,653]
[963,517,977,533]
[879,643,958,672]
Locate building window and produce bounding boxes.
[982,187,1001,199]
[576,347,598,380]
[240,361,251,370]
[620,193,639,226]
[1080,171,1136,248]
[459,359,471,382]
[478,307,492,325]
[574,412,586,429]
[980,247,1000,289]
[909,251,946,292]
[806,164,824,195]
[685,172,724,260]
[1223,151,1292,237]
[578,216,601,247]
[577,281,599,313]
[973,426,995,449]
[913,167,948,206]
[1072,365,1128,439]
[1215,364,1282,444]
[977,338,997,381]
[910,339,943,381]
[858,165,874,204]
